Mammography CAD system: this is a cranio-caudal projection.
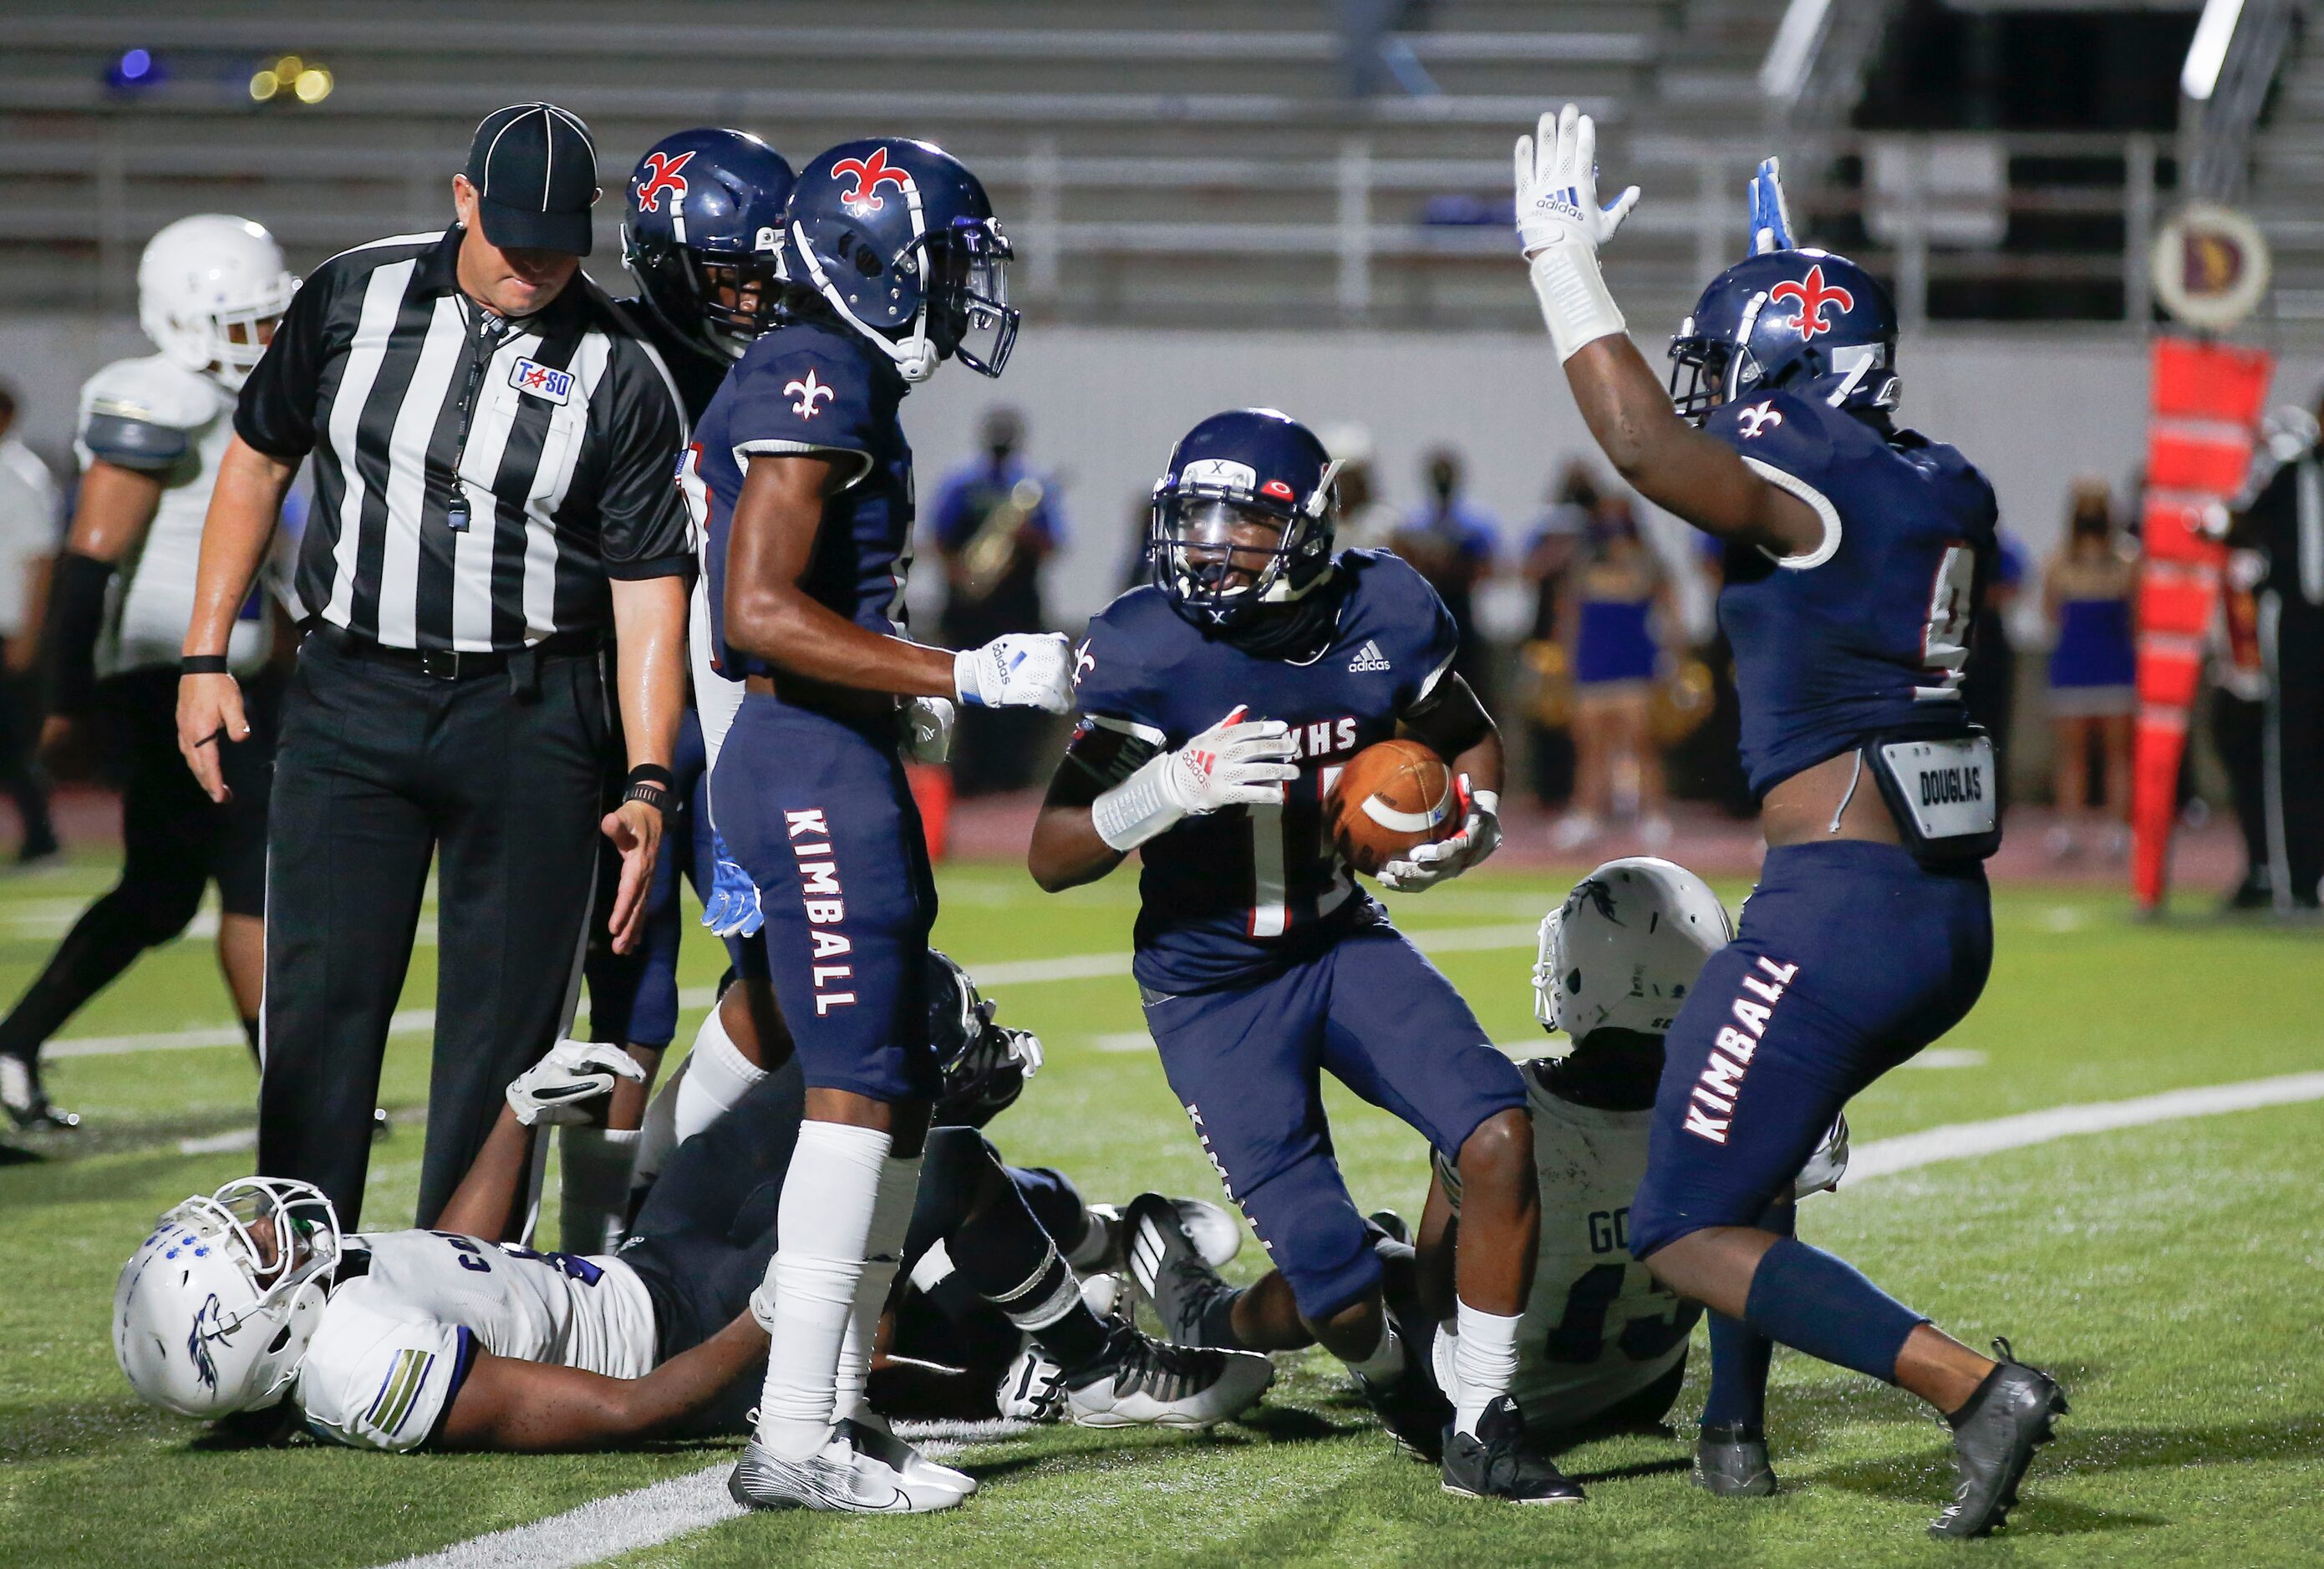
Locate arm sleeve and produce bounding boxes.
[296,1286,471,1454]
[725,346,877,485]
[233,261,343,461]
[592,346,694,581]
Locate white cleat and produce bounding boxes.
[1094,1196,1243,1274]
[1065,1326,1274,1429]
[728,1420,970,1514]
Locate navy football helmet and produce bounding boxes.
[927,951,1035,1130]
[1668,248,1899,424]
[781,138,1019,383]
[1150,409,1341,636]
[621,129,795,362]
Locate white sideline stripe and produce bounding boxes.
[48,927,1543,1059]
[1843,1071,2324,1184]
[379,1424,1006,1569]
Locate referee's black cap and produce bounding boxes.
[465,103,600,255]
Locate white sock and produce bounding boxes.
[1344,1317,1407,1382]
[557,1125,639,1254]
[674,1005,765,1145]
[832,1153,923,1425]
[1063,1206,1114,1272]
[750,1120,890,1459]
[628,1054,689,1197]
[1452,1300,1523,1436]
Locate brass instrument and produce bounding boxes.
[955,476,1045,606]
[1651,655,1717,744]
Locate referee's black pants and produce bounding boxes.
[258,632,607,1228]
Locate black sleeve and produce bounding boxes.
[233,256,344,461]
[592,343,693,581]
[40,551,114,716]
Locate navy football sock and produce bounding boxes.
[1198,1285,1249,1351]
[1742,1236,1925,1386]
[1701,1204,1793,1431]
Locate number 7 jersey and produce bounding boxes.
[1705,381,1999,800]
[1067,551,1460,995]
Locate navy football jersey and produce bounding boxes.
[1071,551,1460,993]
[1705,381,1999,799]
[685,318,914,681]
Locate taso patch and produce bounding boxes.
[509,358,573,405]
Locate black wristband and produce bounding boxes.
[625,764,676,792]
[181,655,231,676]
[621,780,671,815]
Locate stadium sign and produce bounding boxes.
[2150,201,2271,331]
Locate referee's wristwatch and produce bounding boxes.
[621,764,676,815]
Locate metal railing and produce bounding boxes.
[0,128,2189,328]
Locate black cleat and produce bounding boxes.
[1441,1394,1585,1504]
[1123,1191,1242,1348]
[0,1051,79,1131]
[1930,1338,2067,1540]
[1352,1349,1455,1464]
[1693,1422,1777,1496]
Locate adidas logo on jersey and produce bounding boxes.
[1347,640,1392,673]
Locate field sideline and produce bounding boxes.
[2,854,2319,1566]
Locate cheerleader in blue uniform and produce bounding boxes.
[1557,498,1672,851]
[2042,480,2138,860]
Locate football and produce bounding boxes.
[1327,738,1459,876]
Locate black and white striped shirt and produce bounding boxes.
[236,226,691,652]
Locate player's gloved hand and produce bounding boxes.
[1513,103,1640,362]
[699,827,764,940]
[996,1344,1070,1423]
[1377,776,1502,892]
[902,693,957,764]
[1001,1026,1045,1081]
[955,632,1076,713]
[506,1039,648,1126]
[1091,705,1300,851]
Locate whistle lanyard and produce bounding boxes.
[445,303,515,533]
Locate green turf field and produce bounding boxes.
[2,855,2319,1566]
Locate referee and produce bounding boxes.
[175,103,692,1227]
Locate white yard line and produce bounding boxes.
[46,925,1543,1060]
[373,1071,2324,1569]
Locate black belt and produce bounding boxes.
[307,622,601,681]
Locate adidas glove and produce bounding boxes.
[1378,776,1502,892]
[1091,705,1299,851]
[955,632,1076,713]
[506,1039,647,1127]
[1513,103,1640,362]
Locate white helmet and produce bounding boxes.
[1533,856,1733,1038]
[114,1177,341,1418]
[137,215,297,393]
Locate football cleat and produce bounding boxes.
[1929,1339,2067,1540]
[1693,1422,1777,1496]
[1122,1192,1242,1348]
[847,1412,979,1499]
[1,1051,79,1131]
[1354,1343,1456,1464]
[729,1419,970,1514]
[1095,1193,1242,1277]
[1065,1323,1273,1429]
[1441,1394,1586,1505]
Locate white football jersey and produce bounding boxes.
[1437,1065,1697,1432]
[295,1229,656,1452]
[74,354,271,677]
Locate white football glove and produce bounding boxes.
[506,1039,647,1126]
[1002,1026,1045,1081]
[997,1344,1070,1423]
[1513,103,1640,362]
[1378,777,1502,892]
[1091,705,1300,851]
[902,693,956,764]
[955,632,1076,713]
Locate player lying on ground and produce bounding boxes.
[1129,858,1847,1500]
[1514,106,2065,1538]
[1030,408,1567,1503]
[114,1016,1270,1457]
